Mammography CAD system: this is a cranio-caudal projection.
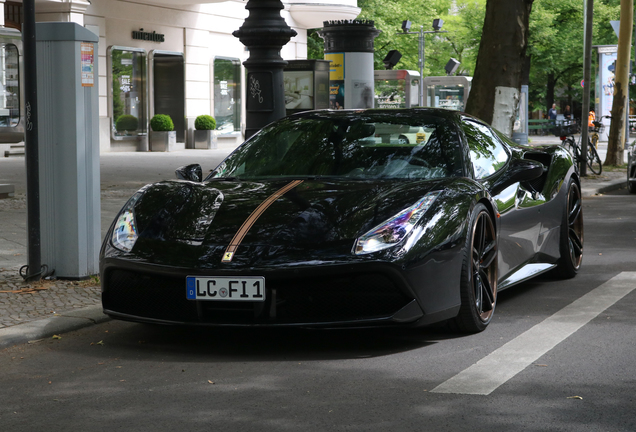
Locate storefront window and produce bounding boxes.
[0,44,19,128]
[214,57,241,134]
[110,47,146,137]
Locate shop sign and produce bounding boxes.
[132,28,165,42]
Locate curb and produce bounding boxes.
[581,179,626,197]
[0,305,110,349]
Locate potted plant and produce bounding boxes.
[149,114,176,152]
[193,115,217,149]
[115,114,139,136]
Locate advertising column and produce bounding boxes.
[319,20,380,109]
[598,45,618,141]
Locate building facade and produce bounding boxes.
[0,0,359,153]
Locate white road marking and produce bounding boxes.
[431,272,636,395]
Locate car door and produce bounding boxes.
[462,120,541,281]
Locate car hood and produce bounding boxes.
[126,178,446,267]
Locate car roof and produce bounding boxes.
[289,107,463,122]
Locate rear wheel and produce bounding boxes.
[454,203,498,333]
[555,179,584,278]
[586,141,602,175]
[563,138,579,169]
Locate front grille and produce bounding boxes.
[103,268,411,325]
[103,269,197,322]
[272,273,408,323]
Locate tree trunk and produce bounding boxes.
[546,72,556,113]
[465,0,534,136]
[605,0,633,166]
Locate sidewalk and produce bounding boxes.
[0,137,629,348]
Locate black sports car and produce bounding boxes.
[100,108,583,332]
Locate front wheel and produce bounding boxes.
[586,141,602,175]
[453,203,498,333]
[554,179,584,278]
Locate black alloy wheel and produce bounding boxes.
[454,203,498,333]
[555,179,584,278]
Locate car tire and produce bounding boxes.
[453,203,498,333]
[554,178,584,278]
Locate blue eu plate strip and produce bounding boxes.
[186,277,196,300]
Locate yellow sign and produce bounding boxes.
[325,53,344,81]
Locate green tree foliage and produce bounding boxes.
[307,0,622,118]
[308,0,486,78]
[528,0,621,115]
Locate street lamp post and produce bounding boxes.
[398,20,448,107]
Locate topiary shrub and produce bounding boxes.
[150,114,174,132]
[115,114,139,132]
[194,115,216,131]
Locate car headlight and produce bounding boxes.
[111,192,143,252]
[353,191,440,255]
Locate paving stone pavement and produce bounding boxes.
[0,266,101,329]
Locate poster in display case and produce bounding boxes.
[283,60,330,115]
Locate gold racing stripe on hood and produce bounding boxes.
[222,180,304,263]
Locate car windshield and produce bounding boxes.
[210,112,463,180]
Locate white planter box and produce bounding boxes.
[194,129,218,149]
[150,131,177,152]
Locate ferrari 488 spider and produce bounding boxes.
[100,108,583,332]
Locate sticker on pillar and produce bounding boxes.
[247,72,273,112]
[352,80,373,109]
[81,43,94,87]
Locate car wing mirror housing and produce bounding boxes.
[176,164,203,182]
[492,159,545,195]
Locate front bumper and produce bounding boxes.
[101,258,433,328]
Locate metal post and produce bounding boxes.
[22,0,42,282]
[397,23,447,108]
[233,0,296,139]
[580,0,593,176]
[419,26,424,107]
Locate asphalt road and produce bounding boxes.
[1,189,635,431]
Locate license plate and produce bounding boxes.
[186,276,265,301]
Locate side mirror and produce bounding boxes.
[175,164,203,182]
[492,159,545,195]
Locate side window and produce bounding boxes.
[463,121,509,179]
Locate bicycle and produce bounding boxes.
[554,122,602,175]
[589,115,610,149]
